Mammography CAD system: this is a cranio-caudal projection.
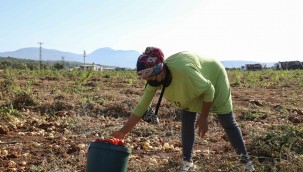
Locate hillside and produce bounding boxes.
[0,47,276,69]
[0,47,140,69]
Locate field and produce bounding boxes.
[0,69,303,172]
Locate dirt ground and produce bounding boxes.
[0,70,302,172]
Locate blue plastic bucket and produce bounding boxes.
[86,142,132,172]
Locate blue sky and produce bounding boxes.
[1,0,302,62]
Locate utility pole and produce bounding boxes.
[38,42,43,70]
[61,56,65,69]
[83,50,86,70]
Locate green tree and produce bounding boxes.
[0,60,12,69]
[53,62,65,70]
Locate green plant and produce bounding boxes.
[0,77,14,91]
[0,104,23,122]
[128,79,134,85]
[75,66,94,85]
[12,91,36,110]
[238,108,268,121]
[250,124,303,157]
[30,165,46,172]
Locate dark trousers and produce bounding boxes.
[181,110,249,163]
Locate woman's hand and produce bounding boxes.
[111,131,126,140]
[196,101,212,138]
[195,117,208,138]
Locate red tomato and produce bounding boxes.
[117,139,124,146]
[95,138,125,146]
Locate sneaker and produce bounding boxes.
[178,160,196,172]
[245,161,255,172]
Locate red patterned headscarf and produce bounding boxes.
[136,47,164,79]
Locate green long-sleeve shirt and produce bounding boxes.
[132,51,232,117]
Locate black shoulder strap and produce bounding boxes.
[154,64,170,116]
[144,64,170,116]
[154,82,166,116]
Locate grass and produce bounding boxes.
[228,69,303,88]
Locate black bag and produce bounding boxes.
[142,83,165,125]
[142,107,159,124]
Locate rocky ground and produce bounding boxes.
[0,70,302,172]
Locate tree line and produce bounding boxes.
[0,56,81,70]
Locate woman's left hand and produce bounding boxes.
[195,117,208,138]
[111,131,126,140]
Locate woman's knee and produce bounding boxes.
[217,112,238,129]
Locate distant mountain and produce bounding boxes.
[0,47,83,62]
[0,47,140,68]
[0,47,275,69]
[87,47,140,68]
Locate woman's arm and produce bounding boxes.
[111,113,141,139]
